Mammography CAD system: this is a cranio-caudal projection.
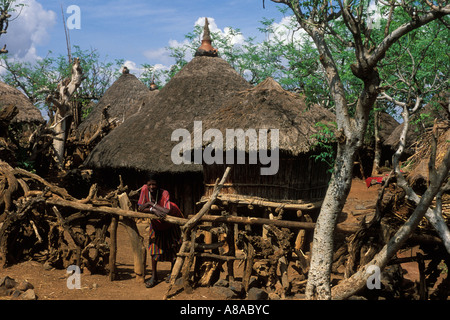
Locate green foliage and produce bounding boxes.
[310,122,337,173]
[0,46,123,119]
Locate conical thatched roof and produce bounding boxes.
[193,77,336,156]
[76,73,154,139]
[84,56,252,173]
[378,111,399,143]
[0,81,44,124]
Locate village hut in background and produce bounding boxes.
[406,120,450,192]
[75,71,156,142]
[0,81,44,125]
[381,120,450,233]
[384,122,416,160]
[377,112,400,165]
[194,77,336,219]
[363,111,399,176]
[0,81,45,163]
[66,71,158,169]
[84,19,252,215]
[385,91,449,159]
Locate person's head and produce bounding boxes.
[146,173,158,194]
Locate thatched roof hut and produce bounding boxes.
[405,120,450,190]
[385,92,449,155]
[378,112,399,144]
[0,81,44,124]
[76,73,155,140]
[195,77,336,204]
[84,43,252,214]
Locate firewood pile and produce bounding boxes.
[0,160,128,273]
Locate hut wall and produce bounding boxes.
[203,153,331,202]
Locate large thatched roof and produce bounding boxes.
[76,73,154,139]
[193,77,336,156]
[83,56,252,173]
[0,81,44,124]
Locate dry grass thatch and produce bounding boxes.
[378,111,399,143]
[0,81,44,124]
[194,77,336,155]
[83,56,252,173]
[76,74,155,139]
[405,120,450,187]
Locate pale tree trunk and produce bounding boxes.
[47,58,83,167]
[372,111,382,176]
[304,143,357,298]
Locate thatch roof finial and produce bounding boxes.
[149,76,158,91]
[195,17,218,57]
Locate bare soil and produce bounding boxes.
[0,178,426,300]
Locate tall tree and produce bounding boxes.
[269,0,450,299]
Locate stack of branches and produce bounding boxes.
[0,160,129,273]
[162,168,318,299]
[388,121,450,231]
[331,176,450,299]
[0,105,18,164]
[235,224,296,298]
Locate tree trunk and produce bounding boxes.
[53,116,68,165]
[118,192,146,283]
[372,111,382,176]
[305,142,357,299]
[48,58,83,167]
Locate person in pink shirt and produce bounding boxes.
[138,174,183,288]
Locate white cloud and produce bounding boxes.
[144,47,169,63]
[194,17,245,46]
[123,60,141,73]
[123,60,169,79]
[2,0,57,61]
[269,15,308,44]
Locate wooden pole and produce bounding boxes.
[108,216,118,281]
[200,193,323,211]
[118,193,146,283]
[45,195,444,243]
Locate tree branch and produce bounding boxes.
[369,6,450,66]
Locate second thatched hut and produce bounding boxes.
[0,81,44,125]
[194,77,336,216]
[75,72,156,142]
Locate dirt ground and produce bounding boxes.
[0,178,425,300]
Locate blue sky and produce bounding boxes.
[4,0,287,70]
